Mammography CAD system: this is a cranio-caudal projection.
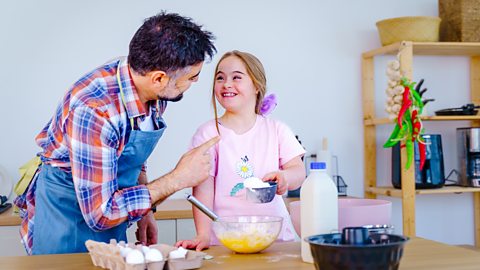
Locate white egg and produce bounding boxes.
[169,247,188,259]
[120,247,132,258]
[145,248,164,262]
[126,249,145,264]
[141,245,150,254]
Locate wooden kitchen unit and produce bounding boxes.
[362,41,480,245]
[0,199,194,226]
[0,199,196,256]
[1,238,480,269]
[0,197,301,256]
[0,197,301,226]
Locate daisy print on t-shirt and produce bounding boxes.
[230,156,254,196]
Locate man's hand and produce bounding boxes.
[262,171,288,195]
[171,136,220,189]
[146,136,220,206]
[136,211,158,246]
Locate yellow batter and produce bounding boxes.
[218,232,276,253]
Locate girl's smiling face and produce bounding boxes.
[214,56,258,114]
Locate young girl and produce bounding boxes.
[176,50,306,251]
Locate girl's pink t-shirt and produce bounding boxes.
[190,115,305,245]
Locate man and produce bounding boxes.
[14,12,218,255]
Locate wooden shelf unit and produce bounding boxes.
[362,41,480,246]
[366,186,480,198]
[365,115,480,126]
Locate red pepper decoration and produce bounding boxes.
[418,142,426,171]
[410,109,426,170]
[384,77,427,171]
[397,86,412,128]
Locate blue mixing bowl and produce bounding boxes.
[245,182,277,203]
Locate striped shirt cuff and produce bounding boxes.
[122,184,151,225]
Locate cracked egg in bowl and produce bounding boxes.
[212,216,282,254]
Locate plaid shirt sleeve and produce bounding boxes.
[65,104,151,231]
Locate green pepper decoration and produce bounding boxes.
[384,77,426,171]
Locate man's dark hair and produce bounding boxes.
[128,11,216,75]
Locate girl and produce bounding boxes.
[176,50,305,251]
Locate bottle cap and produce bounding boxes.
[310,162,326,170]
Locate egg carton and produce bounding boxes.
[85,240,205,270]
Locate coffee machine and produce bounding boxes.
[457,127,480,187]
[392,134,445,189]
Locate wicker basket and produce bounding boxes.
[439,0,480,42]
[376,16,441,46]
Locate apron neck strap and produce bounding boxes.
[116,62,135,130]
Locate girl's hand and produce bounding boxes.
[175,235,210,251]
[262,171,287,195]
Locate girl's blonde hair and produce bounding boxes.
[212,50,267,133]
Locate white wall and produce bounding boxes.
[0,0,474,245]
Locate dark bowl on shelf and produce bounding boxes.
[306,228,409,270]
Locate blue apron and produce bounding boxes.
[32,63,166,254]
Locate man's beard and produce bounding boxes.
[158,93,184,102]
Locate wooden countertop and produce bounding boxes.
[1,238,480,269]
[0,197,301,226]
[0,199,194,226]
[0,207,20,226]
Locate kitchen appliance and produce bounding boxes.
[306,227,408,270]
[0,195,11,214]
[435,103,480,116]
[392,134,445,189]
[288,136,348,197]
[457,127,480,187]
